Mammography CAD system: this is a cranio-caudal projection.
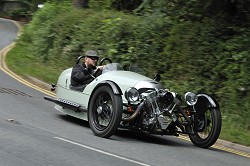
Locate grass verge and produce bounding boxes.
[5,43,61,84]
[220,117,250,146]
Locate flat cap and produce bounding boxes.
[85,50,99,57]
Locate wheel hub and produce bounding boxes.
[97,106,102,114]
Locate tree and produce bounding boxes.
[72,0,89,8]
[111,0,143,11]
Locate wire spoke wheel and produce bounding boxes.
[189,108,222,148]
[196,111,212,139]
[88,85,122,138]
[93,93,113,130]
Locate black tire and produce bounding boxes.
[188,108,222,148]
[88,85,123,138]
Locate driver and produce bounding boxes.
[71,50,104,87]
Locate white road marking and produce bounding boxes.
[54,137,152,166]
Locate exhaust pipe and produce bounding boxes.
[122,102,144,122]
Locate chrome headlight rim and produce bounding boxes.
[125,87,139,103]
[184,92,198,106]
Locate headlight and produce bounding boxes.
[184,92,198,106]
[125,87,139,103]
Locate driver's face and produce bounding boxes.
[85,56,98,67]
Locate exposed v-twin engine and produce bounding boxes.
[141,89,177,132]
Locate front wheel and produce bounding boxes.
[88,85,123,138]
[188,108,222,148]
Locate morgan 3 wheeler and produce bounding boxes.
[44,56,222,148]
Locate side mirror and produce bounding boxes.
[154,73,161,82]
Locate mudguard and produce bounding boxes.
[87,80,122,110]
[96,80,123,95]
[194,94,220,116]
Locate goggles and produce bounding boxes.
[87,56,99,61]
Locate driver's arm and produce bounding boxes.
[96,65,104,70]
[94,65,104,77]
[71,64,93,85]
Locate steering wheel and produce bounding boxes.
[99,57,112,65]
[93,58,112,77]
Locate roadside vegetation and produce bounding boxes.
[4,0,250,146]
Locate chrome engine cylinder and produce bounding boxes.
[141,89,174,130]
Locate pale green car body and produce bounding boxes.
[54,63,163,121]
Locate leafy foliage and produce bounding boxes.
[111,0,142,11]
[2,0,47,19]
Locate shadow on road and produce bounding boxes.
[56,114,90,127]
[114,129,187,147]
[57,114,189,147]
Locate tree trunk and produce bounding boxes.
[72,0,89,8]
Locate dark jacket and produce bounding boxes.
[70,63,94,87]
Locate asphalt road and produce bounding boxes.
[0,18,249,166]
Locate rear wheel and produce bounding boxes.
[188,108,222,148]
[88,85,122,138]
